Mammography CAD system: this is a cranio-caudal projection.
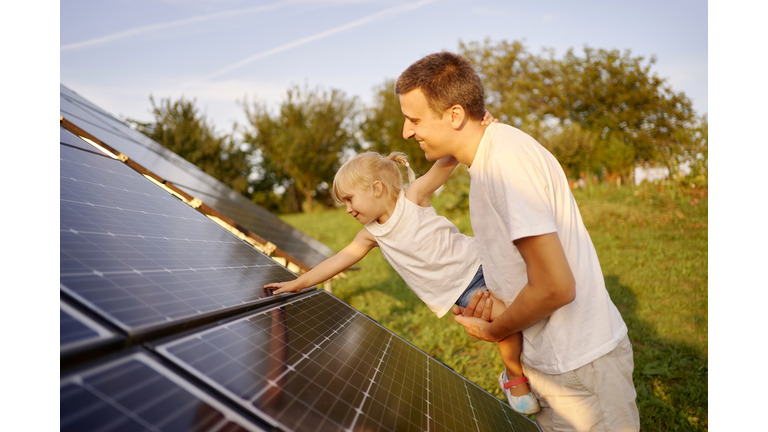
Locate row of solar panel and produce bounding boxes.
[60,84,335,269]
[59,86,540,431]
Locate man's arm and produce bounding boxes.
[454,232,576,342]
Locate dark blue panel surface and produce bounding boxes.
[60,351,266,432]
[60,299,118,354]
[158,291,540,432]
[60,142,298,335]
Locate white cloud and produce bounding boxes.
[186,0,439,84]
[60,1,292,51]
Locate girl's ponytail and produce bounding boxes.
[386,152,416,184]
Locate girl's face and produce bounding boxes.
[342,182,391,225]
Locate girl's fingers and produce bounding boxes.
[462,290,484,317]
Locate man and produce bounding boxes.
[396,51,639,432]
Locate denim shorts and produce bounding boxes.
[455,265,488,307]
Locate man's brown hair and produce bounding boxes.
[396,52,485,121]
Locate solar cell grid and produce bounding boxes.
[60,142,299,335]
[60,351,267,432]
[157,291,540,432]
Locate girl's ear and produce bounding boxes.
[372,181,385,198]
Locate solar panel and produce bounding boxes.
[60,350,268,432]
[156,291,540,432]
[60,84,334,268]
[60,130,300,337]
[60,298,120,357]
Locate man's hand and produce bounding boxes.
[454,314,502,342]
[451,290,501,342]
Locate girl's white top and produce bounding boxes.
[365,190,482,317]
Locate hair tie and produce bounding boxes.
[405,162,409,167]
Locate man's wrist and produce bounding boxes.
[488,321,512,342]
[488,321,501,341]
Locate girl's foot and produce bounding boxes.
[498,371,540,415]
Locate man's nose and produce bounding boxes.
[402,120,415,140]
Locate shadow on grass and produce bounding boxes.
[339,264,425,317]
[605,274,708,431]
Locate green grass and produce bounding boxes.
[279,180,708,431]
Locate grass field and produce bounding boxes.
[279,179,708,431]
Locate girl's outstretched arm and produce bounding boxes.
[264,228,377,294]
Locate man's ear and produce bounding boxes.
[449,104,468,130]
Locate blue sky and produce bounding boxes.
[59,0,708,134]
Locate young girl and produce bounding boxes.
[264,151,540,415]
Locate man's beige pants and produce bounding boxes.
[522,335,640,432]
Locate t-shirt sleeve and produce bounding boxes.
[487,151,557,241]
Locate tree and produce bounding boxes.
[458,39,701,181]
[556,46,695,174]
[243,84,359,212]
[126,96,251,194]
[360,79,434,176]
[538,122,600,180]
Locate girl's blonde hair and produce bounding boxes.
[333,151,416,204]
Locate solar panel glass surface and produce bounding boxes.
[60,299,118,355]
[60,138,298,336]
[158,291,540,432]
[60,351,267,432]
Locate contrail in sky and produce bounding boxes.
[60,1,292,51]
[186,0,439,84]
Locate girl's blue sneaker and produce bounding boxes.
[498,371,541,415]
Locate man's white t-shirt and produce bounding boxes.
[468,123,627,374]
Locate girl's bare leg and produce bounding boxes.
[487,294,531,397]
[497,332,531,396]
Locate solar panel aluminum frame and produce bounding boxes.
[60,273,309,345]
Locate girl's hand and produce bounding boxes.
[480,110,499,125]
[481,110,498,125]
[264,280,303,294]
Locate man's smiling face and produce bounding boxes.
[399,88,454,161]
